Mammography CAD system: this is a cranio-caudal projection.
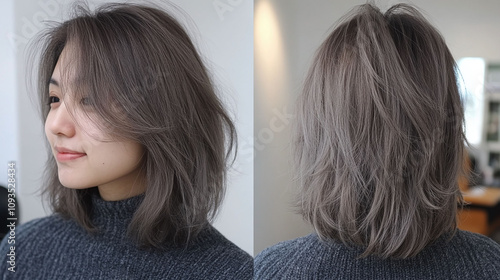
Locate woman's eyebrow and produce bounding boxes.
[49,77,59,87]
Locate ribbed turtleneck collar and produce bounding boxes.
[90,189,145,234]
[87,189,223,249]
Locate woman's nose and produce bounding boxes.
[45,101,76,138]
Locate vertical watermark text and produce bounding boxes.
[6,162,17,273]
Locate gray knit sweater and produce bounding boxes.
[255,231,500,279]
[0,192,252,279]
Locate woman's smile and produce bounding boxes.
[54,146,87,162]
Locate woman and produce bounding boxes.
[0,3,252,279]
[255,3,500,279]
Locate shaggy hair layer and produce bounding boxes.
[35,3,236,247]
[294,3,466,259]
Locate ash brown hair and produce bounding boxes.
[294,3,466,259]
[35,3,236,247]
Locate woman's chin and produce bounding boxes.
[58,178,93,189]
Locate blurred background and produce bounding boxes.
[255,0,500,255]
[0,0,253,255]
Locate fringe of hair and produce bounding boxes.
[35,2,236,248]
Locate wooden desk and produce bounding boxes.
[462,187,500,206]
[458,186,500,235]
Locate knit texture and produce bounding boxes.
[0,192,252,279]
[255,231,500,279]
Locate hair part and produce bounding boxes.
[294,3,466,259]
[36,2,236,247]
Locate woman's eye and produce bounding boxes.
[48,96,60,105]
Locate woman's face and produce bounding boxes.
[44,47,146,200]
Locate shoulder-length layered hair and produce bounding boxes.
[35,3,236,247]
[294,3,466,259]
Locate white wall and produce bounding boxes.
[173,0,254,256]
[0,2,17,188]
[254,0,312,255]
[254,0,500,254]
[4,0,253,255]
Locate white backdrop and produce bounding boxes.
[0,0,253,255]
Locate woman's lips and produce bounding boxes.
[56,152,86,161]
[54,146,86,162]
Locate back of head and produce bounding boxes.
[294,3,465,259]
